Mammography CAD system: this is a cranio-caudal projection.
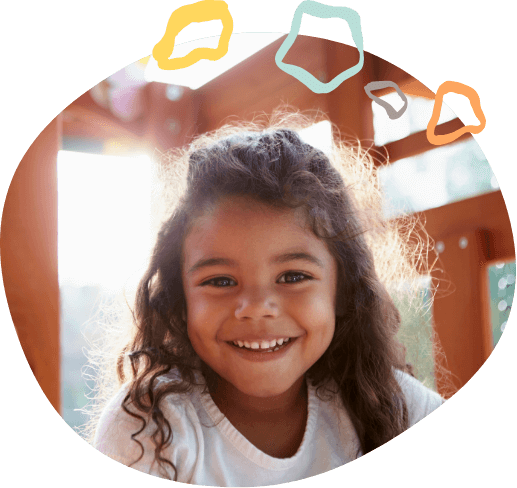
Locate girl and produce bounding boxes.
[90,112,444,485]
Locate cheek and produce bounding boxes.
[293,291,336,335]
[187,327,216,371]
[185,291,229,340]
[293,294,335,366]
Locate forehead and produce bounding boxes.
[183,197,332,264]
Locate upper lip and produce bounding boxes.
[225,335,296,342]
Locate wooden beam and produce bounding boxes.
[399,78,436,100]
[325,44,376,142]
[374,118,471,166]
[142,82,200,153]
[64,91,147,140]
[414,191,514,397]
[364,55,414,98]
[196,38,447,152]
[417,191,514,257]
[64,82,200,153]
[1,115,62,412]
[197,35,330,133]
[430,228,489,396]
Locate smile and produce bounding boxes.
[227,337,294,353]
[227,337,298,362]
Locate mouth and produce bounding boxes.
[226,337,295,353]
[227,337,298,362]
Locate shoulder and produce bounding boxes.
[394,370,444,426]
[93,379,203,480]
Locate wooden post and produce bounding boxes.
[419,192,515,397]
[431,230,489,396]
[1,115,61,412]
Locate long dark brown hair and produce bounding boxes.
[85,111,439,480]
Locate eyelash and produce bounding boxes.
[200,272,314,287]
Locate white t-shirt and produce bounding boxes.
[94,370,443,485]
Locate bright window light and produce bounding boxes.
[57,151,155,293]
[299,120,333,155]
[145,32,283,90]
[378,138,496,218]
[373,94,457,147]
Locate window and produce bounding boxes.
[372,93,456,147]
[58,150,154,429]
[378,138,498,218]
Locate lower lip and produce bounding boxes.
[226,338,298,362]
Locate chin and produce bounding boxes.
[232,376,299,399]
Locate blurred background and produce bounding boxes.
[1,32,514,433]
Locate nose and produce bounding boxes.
[234,286,279,320]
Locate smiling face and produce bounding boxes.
[182,197,338,400]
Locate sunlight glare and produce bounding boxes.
[299,120,333,155]
[57,151,155,293]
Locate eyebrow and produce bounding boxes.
[187,251,325,275]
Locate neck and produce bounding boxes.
[209,375,307,420]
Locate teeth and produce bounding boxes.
[232,338,292,350]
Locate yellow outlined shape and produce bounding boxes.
[427,81,486,145]
[152,0,233,70]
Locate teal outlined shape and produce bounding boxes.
[275,1,364,94]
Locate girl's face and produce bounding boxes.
[182,197,337,399]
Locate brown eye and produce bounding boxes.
[278,272,313,284]
[202,273,312,286]
[202,277,237,287]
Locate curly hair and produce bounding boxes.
[84,110,438,480]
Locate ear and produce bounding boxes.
[181,306,187,322]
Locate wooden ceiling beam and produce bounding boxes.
[373,118,471,166]
[408,190,514,294]
[197,35,330,133]
[62,82,200,153]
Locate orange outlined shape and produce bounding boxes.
[427,81,486,145]
[152,0,233,70]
